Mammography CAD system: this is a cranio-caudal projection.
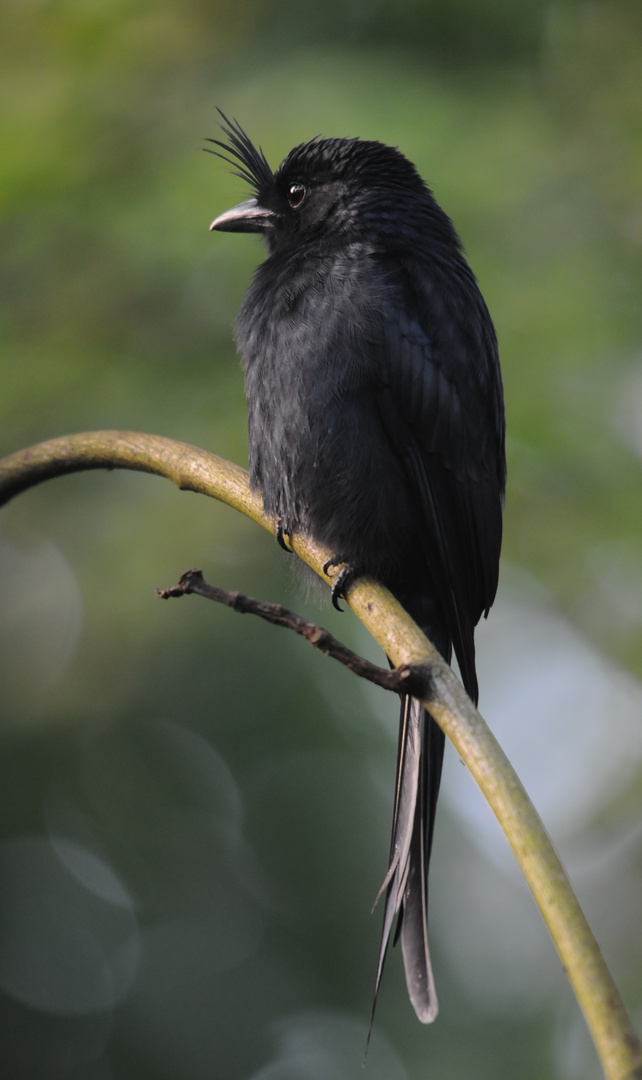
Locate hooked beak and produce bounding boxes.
[209,197,276,234]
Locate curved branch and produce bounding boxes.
[0,430,266,525]
[0,431,640,1080]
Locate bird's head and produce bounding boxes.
[207,112,438,254]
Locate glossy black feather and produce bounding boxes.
[204,110,273,194]
[209,120,505,1025]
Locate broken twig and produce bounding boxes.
[157,568,424,696]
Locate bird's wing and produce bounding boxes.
[376,293,504,701]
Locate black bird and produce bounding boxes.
[208,115,505,1023]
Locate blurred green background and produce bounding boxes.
[1,2,641,1078]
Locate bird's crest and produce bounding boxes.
[204,110,273,194]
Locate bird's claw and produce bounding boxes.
[276,520,294,553]
[323,557,358,611]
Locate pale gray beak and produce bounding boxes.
[209,198,276,233]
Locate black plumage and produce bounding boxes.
[208,114,505,1023]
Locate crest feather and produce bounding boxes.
[204,110,273,194]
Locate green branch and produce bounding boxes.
[1,430,640,1080]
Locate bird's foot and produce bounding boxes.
[323,556,359,612]
[276,519,294,553]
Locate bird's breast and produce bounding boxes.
[235,255,415,567]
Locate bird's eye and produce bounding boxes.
[287,183,306,209]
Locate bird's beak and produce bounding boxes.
[209,197,276,234]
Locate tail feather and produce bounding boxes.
[371,696,445,1025]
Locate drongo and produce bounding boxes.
[208,114,505,1023]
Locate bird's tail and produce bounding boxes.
[371,694,445,1025]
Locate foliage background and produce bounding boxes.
[1,2,641,1077]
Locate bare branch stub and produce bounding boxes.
[156,568,430,696]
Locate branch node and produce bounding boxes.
[156,568,204,599]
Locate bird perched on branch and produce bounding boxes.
[208,113,505,1024]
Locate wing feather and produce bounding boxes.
[377,285,504,701]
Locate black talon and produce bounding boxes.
[323,558,358,611]
[276,520,294,552]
